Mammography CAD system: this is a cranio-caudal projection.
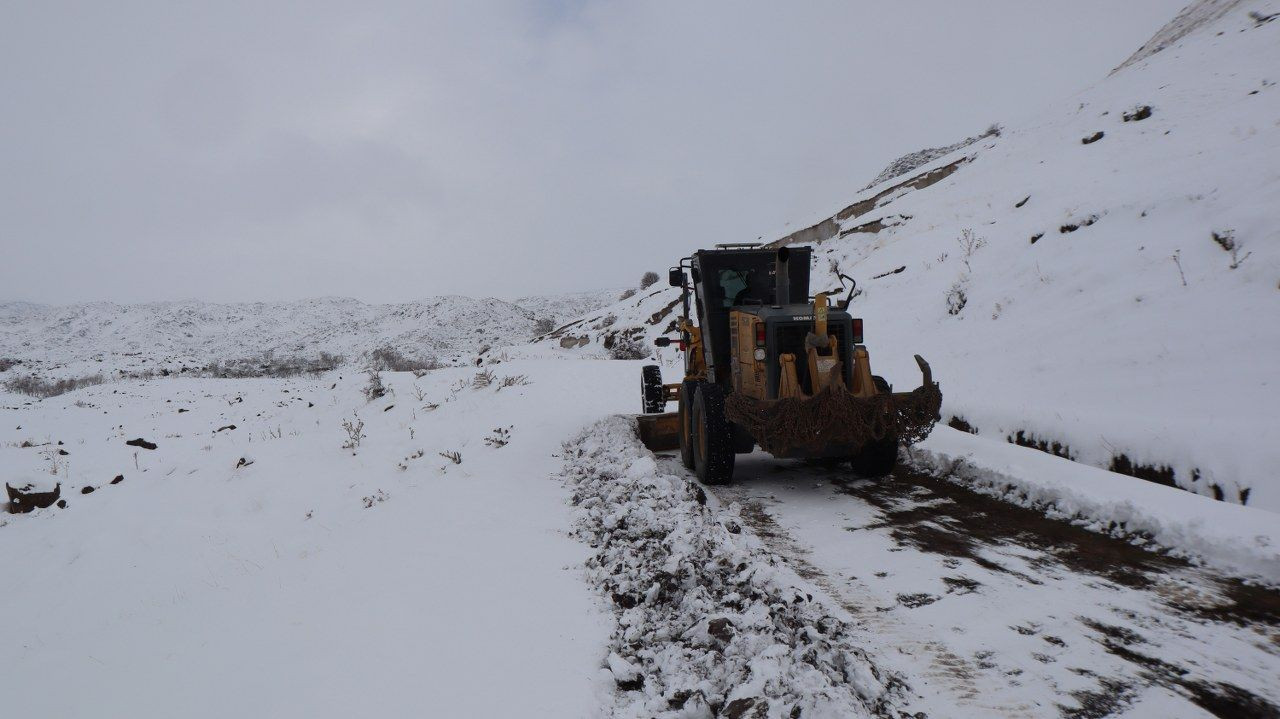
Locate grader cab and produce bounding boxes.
[639,244,942,485]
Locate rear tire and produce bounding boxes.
[692,384,735,485]
[641,365,664,414]
[677,380,697,469]
[850,436,898,478]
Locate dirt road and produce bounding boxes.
[663,452,1280,718]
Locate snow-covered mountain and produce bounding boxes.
[0,292,615,373]
[535,0,1280,511]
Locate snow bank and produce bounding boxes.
[909,427,1280,584]
[560,416,904,719]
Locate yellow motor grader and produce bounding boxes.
[638,244,941,485]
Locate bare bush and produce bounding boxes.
[341,417,365,452]
[40,446,67,477]
[497,374,530,390]
[957,228,987,272]
[618,288,637,301]
[609,337,649,360]
[1212,230,1252,269]
[639,271,660,289]
[439,450,462,464]
[533,317,555,335]
[472,368,496,389]
[4,373,105,398]
[0,358,19,372]
[370,346,439,373]
[363,369,386,401]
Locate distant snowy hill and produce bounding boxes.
[535,0,1280,511]
[510,288,626,325]
[0,292,610,373]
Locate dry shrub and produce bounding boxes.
[609,338,649,360]
[370,346,439,373]
[4,374,105,398]
[363,369,387,401]
[202,352,343,378]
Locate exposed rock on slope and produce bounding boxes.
[859,125,999,192]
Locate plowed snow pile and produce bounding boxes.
[561,416,903,719]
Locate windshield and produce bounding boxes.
[717,269,752,307]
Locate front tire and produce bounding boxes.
[692,383,735,485]
[641,365,665,414]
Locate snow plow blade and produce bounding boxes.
[725,354,942,458]
[636,412,680,451]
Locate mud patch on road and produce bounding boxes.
[843,469,1280,629]
[1059,676,1139,719]
[687,454,1280,717]
[1082,622,1280,719]
[844,468,1280,718]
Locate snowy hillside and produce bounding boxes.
[0,293,608,376]
[511,288,627,325]
[537,0,1280,512]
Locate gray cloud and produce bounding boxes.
[1,0,1183,303]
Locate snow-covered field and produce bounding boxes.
[1,361,630,717]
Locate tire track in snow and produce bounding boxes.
[703,473,1041,719]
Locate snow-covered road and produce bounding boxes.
[690,453,1280,718]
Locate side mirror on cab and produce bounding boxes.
[668,268,685,287]
[654,337,673,347]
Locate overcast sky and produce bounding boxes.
[2,1,1184,305]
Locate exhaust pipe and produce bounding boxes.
[775,247,790,306]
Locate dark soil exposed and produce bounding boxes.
[837,468,1280,718]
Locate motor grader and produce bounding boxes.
[637,244,942,485]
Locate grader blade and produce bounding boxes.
[637,412,681,451]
